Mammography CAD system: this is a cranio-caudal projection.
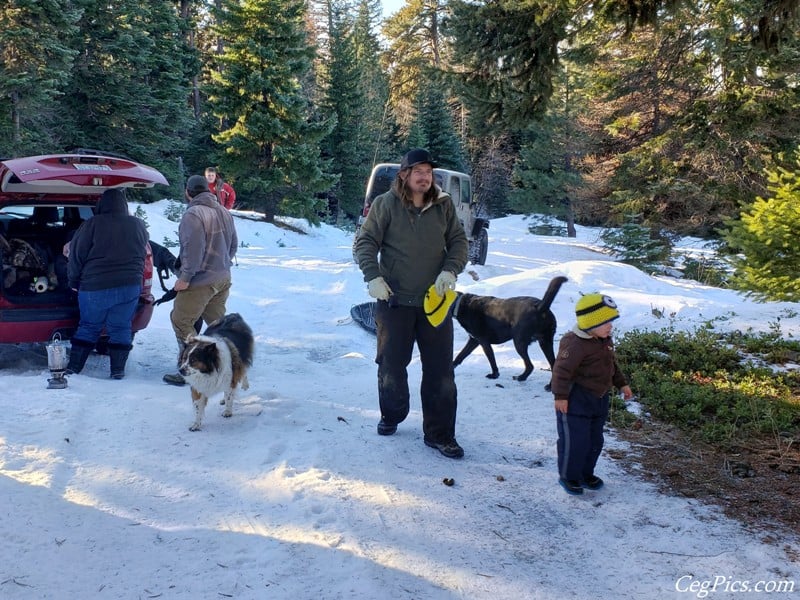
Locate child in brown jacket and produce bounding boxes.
[551,293,633,495]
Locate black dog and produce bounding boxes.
[149,241,183,307]
[452,276,568,382]
[149,240,179,290]
[149,242,204,334]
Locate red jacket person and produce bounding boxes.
[204,167,236,210]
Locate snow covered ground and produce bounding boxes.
[1,202,798,599]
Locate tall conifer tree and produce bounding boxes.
[319,1,368,221]
[410,86,465,171]
[0,0,79,155]
[382,0,448,134]
[60,0,193,193]
[211,0,335,222]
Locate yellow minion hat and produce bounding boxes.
[424,285,458,327]
[575,293,620,331]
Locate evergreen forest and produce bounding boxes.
[2,0,799,298]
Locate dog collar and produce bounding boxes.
[451,292,463,318]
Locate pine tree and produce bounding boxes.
[410,86,465,171]
[352,0,401,167]
[59,0,194,196]
[318,0,373,222]
[0,0,79,156]
[580,0,800,235]
[445,0,567,130]
[469,131,517,219]
[600,214,672,273]
[724,152,800,302]
[211,0,336,223]
[508,64,583,230]
[444,0,800,237]
[382,0,448,135]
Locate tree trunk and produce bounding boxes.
[11,91,20,145]
[565,200,576,237]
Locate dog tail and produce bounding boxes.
[205,313,254,367]
[539,276,568,312]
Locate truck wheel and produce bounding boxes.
[469,228,489,265]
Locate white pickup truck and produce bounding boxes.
[353,163,489,265]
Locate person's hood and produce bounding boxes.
[98,188,129,215]
[571,323,594,339]
[188,191,220,207]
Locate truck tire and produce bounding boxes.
[468,228,489,265]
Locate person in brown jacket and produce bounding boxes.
[550,293,633,495]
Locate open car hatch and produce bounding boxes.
[0,154,169,195]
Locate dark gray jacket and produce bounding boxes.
[68,190,149,291]
[355,183,468,307]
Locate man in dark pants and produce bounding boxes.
[375,300,458,450]
[355,149,468,458]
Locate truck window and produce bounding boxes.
[462,178,471,204]
[450,177,461,203]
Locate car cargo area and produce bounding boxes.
[0,205,88,305]
[0,153,165,344]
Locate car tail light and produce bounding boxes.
[142,244,154,295]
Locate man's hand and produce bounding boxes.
[173,279,190,292]
[555,399,568,414]
[434,271,456,296]
[367,277,392,301]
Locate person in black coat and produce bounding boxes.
[66,188,149,379]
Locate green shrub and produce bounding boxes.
[723,149,800,301]
[601,216,672,272]
[164,200,185,223]
[615,327,800,445]
[527,216,569,237]
[681,255,730,287]
[134,205,149,228]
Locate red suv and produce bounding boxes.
[0,152,168,344]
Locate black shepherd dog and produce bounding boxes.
[452,276,568,384]
[149,240,178,302]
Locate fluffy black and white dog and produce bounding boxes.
[178,313,254,431]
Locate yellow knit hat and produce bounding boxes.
[575,293,620,331]
[424,285,457,327]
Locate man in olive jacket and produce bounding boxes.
[355,149,469,458]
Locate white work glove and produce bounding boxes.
[434,271,457,296]
[367,277,393,301]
